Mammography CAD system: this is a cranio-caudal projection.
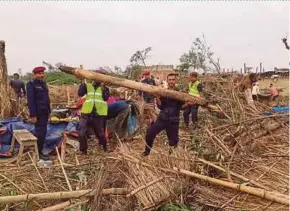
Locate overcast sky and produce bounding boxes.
[0,1,289,74]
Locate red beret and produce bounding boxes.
[33,66,46,74]
[143,71,150,76]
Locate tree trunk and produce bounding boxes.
[0,40,12,118]
[58,66,218,111]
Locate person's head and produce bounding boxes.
[167,73,177,88]
[32,66,46,80]
[157,77,159,80]
[269,83,273,88]
[189,72,198,83]
[13,73,19,80]
[93,70,106,84]
[143,71,150,79]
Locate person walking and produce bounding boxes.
[252,82,260,101]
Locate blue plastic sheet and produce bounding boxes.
[272,106,290,113]
[0,119,78,154]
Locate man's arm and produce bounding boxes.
[102,86,110,101]
[21,82,26,95]
[181,102,190,110]
[78,83,87,97]
[26,82,36,117]
[156,96,164,110]
[197,83,204,97]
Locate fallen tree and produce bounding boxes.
[58,66,219,111]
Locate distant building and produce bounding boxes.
[140,65,178,81]
[274,67,289,74]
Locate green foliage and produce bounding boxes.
[45,72,80,85]
[21,71,80,85]
[124,65,142,80]
[160,203,195,211]
[179,35,220,74]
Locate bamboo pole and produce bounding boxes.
[172,167,289,205]
[126,176,165,198]
[55,147,72,191]
[113,155,289,205]
[58,66,216,110]
[37,201,71,211]
[0,188,128,204]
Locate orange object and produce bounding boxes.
[105,128,109,141]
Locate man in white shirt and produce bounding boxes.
[252,82,260,101]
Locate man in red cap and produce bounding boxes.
[26,66,51,161]
[138,71,156,104]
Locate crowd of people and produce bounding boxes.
[8,67,282,162]
[251,81,279,101]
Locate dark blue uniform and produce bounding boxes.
[138,78,156,104]
[144,89,185,154]
[26,79,51,154]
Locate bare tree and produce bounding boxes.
[179,34,221,74]
[282,37,289,50]
[130,47,152,67]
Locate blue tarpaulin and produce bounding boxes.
[0,118,77,154]
[0,100,139,155]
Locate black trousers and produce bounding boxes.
[183,104,199,126]
[35,114,49,154]
[145,119,179,153]
[78,115,107,152]
[252,95,258,101]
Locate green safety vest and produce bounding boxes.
[188,81,201,97]
[81,83,108,116]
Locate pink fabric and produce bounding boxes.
[270,88,279,96]
[107,97,120,104]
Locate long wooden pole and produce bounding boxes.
[173,167,289,205]
[58,66,211,107]
[0,188,128,204]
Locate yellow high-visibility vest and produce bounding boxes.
[81,83,108,115]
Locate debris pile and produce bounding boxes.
[0,62,288,210]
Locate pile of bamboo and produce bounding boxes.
[48,84,79,107]
[0,66,289,210]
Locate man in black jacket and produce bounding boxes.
[142,73,194,156]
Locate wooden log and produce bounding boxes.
[58,66,213,108]
[0,188,128,204]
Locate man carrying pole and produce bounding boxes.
[77,70,110,154]
[142,73,195,157]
